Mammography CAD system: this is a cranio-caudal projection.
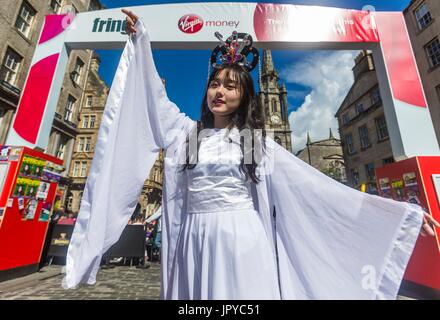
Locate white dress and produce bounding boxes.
[66,20,425,300]
[169,128,281,299]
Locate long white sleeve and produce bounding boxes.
[64,19,194,289]
[265,138,424,299]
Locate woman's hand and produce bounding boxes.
[122,9,139,35]
[420,212,440,237]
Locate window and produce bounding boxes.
[415,3,433,30]
[375,116,389,141]
[50,0,63,14]
[280,98,286,121]
[426,38,440,68]
[64,95,76,122]
[67,193,73,210]
[77,137,85,152]
[345,133,355,155]
[342,112,350,125]
[73,161,80,177]
[358,125,370,149]
[57,140,66,159]
[371,88,381,105]
[15,1,36,38]
[271,98,277,113]
[86,95,93,107]
[356,103,364,115]
[80,161,87,177]
[85,137,91,152]
[72,58,84,84]
[365,163,376,182]
[383,157,394,165]
[82,116,89,128]
[90,115,96,128]
[0,48,22,85]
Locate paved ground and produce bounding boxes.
[0,262,416,300]
[0,263,161,300]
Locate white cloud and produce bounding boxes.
[280,51,358,153]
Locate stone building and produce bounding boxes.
[66,53,108,212]
[404,0,440,145]
[0,0,104,207]
[65,70,166,218]
[139,150,164,219]
[296,130,346,183]
[336,50,394,194]
[259,49,293,152]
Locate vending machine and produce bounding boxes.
[376,156,440,296]
[0,146,63,281]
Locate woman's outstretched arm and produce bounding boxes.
[64,10,194,289]
[122,9,195,149]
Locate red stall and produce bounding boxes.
[0,146,63,281]
[376,157,440,297]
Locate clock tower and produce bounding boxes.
[259,50,293,152]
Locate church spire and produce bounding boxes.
[262,49,278,77]
[306,132,311,145]
[329,128,334,139]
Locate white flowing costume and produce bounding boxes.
[65,20,424,300]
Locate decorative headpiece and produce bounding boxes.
[210,31,259,72]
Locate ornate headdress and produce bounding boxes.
[210,31,259,72]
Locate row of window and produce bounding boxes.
[0,1,85,89]
[151,167,162,182]
[341,88,381,126]
[415,3,440,69]
[415,3,433,31]
[344,116,389,155]
[77,137,92,152]
[0,48,85,90]
[16,1,73,38]
[72,161,88,177]
[60,95,95,124]
[82,115,96,128]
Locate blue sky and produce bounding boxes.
[96,0,412,151]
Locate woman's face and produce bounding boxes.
[206,69,242,118]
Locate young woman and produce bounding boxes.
[64,10,439,300]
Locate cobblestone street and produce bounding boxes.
[0,263,161,300]
[0,262,418,300]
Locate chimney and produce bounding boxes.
[90,53,101,73]
[352,50,374,81]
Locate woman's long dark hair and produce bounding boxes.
[181,63,266,183]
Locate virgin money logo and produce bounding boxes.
[178,14,203,34]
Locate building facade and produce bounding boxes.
[296,130,347,183]
[0,0,104,206]
[336,51,394,194]
[259,50,293,152]
[139,150,164,219]
[404,0,440,145]
[65,69,166,218]
[67,53,108,212]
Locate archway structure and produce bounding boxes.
[6,3,440,160]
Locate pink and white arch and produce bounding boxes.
[6,3,440,159]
